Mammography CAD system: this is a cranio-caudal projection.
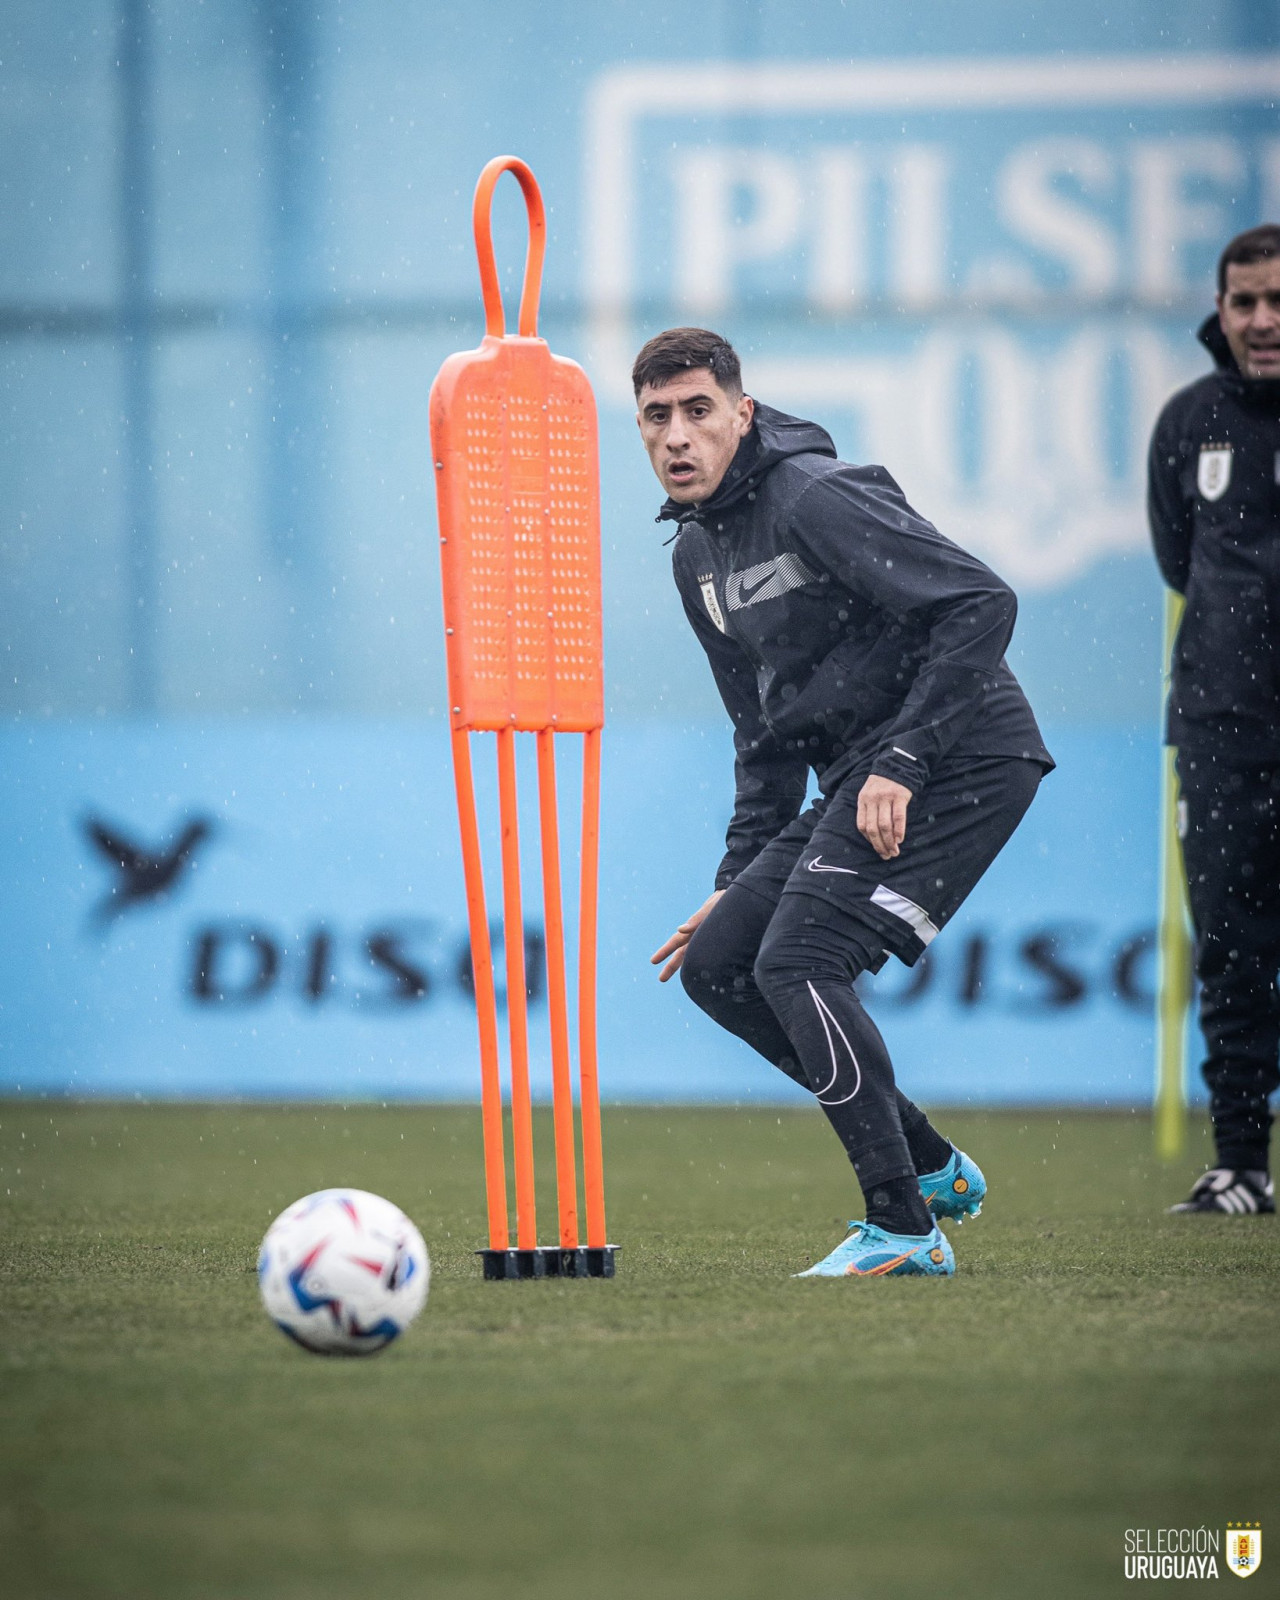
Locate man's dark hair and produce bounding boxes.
[1218,224,1280,294]
[631,327,743,400]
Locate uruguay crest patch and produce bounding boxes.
[1197,444,1232,501]
[699,575,727,634]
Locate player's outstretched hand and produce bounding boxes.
[857,774,913,860]
[650,889,725,983]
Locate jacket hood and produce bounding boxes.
[657,402,838,524]
[1198,312,1236,371]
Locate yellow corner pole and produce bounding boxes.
[1154,589,1192,1161]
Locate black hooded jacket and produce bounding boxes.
[661,404,1053,889]
[1148,316,1280,759]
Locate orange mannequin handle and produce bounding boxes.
[472,156,546,339]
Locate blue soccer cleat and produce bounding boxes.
[794,1220,955,1278]
[919,1145,986,1223]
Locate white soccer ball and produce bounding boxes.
[258,1188,430,1355]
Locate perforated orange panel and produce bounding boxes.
[431,335,603,733]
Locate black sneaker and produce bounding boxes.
[1168,1168,1275,1216]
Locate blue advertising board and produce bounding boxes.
[0,721,1189,1105]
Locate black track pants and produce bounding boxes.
[682,882,934,1187]
[1177,752,1280,1170]
[680,756,1042,1188]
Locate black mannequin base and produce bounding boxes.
[478,1245,618,1280]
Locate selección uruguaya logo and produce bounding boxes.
[1123,1524,1261,1580]
[1227,1527,1262,1581]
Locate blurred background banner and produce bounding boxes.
[0,723,1159,1104]
[4,0,1270,1101]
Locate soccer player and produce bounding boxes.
[635,327,1054,1277]
[1148,223,1280,1217]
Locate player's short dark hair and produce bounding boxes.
[1218,224,1280,294]
[631,328,743,400]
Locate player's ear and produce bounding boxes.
[737,394,755,435]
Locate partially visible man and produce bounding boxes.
[1148,223,1280,1216]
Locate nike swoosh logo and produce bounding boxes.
[806,856,858,876]
[807,980,861,1107]
[843,1249,916,1277]
[843,1243,935,1277]
[738,570,775,603]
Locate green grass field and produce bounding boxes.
[2,1101,1277,1600]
